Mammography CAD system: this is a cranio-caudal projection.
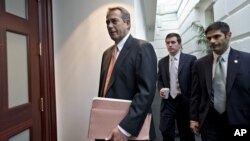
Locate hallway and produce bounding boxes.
[52,0,250,140]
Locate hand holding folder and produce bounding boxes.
[88,97,151,140]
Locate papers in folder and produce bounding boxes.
[88,97,151,140]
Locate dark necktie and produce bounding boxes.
[103,46,117,97]
[213,56,226,114]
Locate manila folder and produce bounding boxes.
[88,97,151,140]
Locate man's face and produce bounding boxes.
[206,30,231,55]
[106,9,130,43]
[166,36,181,56]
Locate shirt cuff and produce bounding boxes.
[190,120,198,123]
[118,125,131,137]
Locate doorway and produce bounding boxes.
[0,0,56,140]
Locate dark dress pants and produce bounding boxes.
[200,107,229,141]
[160,95,194,141]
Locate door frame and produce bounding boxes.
[39,0,57,141]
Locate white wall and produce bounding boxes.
[178,0,214,58]
[179,0,250,56]
[154,0,250,60]
[52,0,148,141]
[213,0,250,53]
[134,0,146,40]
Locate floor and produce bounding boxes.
[175,135,202,141]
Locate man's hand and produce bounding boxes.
[159,88,169,98]
[190,121,200,135]
[159,90,165,97]
[105,127,128,141]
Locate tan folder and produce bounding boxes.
[88,97,151,140]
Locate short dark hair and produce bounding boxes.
[165,33,182,44]
[107,6,130,24]
[205,21,230,36]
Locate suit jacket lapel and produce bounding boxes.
[178,53,185,75]
[101,46,115,96]
[226,49,239,95]
[205,54,213,96]
[115,35,133,68]
[166,56,170,82]
[103,47,114,76]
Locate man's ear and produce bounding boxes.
[127,21,131,29]
[226,31,232,39]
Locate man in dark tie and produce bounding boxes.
[190,21,250,141]
[157,33,196,141]
[97,6,157,141]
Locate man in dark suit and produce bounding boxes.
[97,6,157,141]
[190,21,250,141]
[158,33,196,141]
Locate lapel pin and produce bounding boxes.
[234,60,238,63]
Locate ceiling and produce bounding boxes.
[157,0,182,14]
[142,0,182,40]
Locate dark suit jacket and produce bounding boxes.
[158,53,197,99]
[157,53,196,131]
[98,35,157,137]
[190,48,250,128]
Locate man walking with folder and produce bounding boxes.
[97,6,157,141]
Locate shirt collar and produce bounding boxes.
[170,51,181,61]
[213,47,230,62]
[116,33,130,52]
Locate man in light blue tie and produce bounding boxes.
[190,21,250,141]
[212,55,226,114]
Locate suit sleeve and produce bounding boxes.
[157,60,164,91]
[190,60,200,122]
[98,53,105,97]
[119,42,157,136]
